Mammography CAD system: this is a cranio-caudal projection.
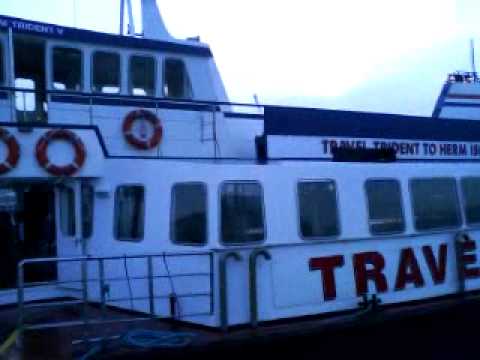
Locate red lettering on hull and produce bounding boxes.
[353,252,388,296]
[395,248,425,290]
[309,256,345,301]
[423,244,448,284]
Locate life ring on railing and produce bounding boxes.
[36,129,86,176]
[0,128,20,175]
[122,109,163,150]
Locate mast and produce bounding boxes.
[119,0,136,36]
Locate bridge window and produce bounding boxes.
[410,178,461,230]
[92,51,121,94]
[163,58,192,99]
[130,55,155,96]
[114,185,144,241]
[461,177,480,225]
[221,182,264,244]
[52,47,82,91]
[298,181,339,238]
[60,187,76,236]
[171,183,207,245]
[365,180,405,234]
[0,42,4,84]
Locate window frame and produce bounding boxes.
[91,50,122,94]
[0,40,5,85]
[219,180,266,246]
[364,178,406,236]
[59,186,76,237]
[170,182,208,247]
[51,46,84,92]
[296,179,341,241]
[113,184,146,242]
[409,177,463,232]
[128,53,157,97]
[162,57,193,99]
[460,176,480,226]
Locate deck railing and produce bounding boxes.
[17,252,214,336]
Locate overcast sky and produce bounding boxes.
[1,0,479,115]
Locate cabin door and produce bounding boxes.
[0,184,56,290]
[12,36,47,124]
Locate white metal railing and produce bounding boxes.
[17,252,214,338]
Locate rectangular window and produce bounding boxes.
[0,42,4,84]
[365,180,405,234]
[60,187,76,236]
[221,182,264,244]
[92,51,120,94]
[130,55,155,96]
[164,58,192,99]
[114,185,145,241]
[82,184,94,238]
[53,47,82,91]
[171,183,207,245]
[411,178,461,230]
[461,177,480,225]
[298,181,339,238]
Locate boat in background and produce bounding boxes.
[1,0,480,353]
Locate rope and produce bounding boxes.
[122,330,196,349]
[0,329,18,357]
[123,255,134,310]
[162,252,182,317]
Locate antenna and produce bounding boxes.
[120,0,125,35]
[471,39,477,80]
[119,0,136,36]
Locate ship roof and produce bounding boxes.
[0,14,212,57]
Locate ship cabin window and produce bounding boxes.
[163,58,192,99]
[60,187,76,236]
[365,179,405,234]
[82,184,94,238]
[298,181,339,239]
[221,182,265,244]
[171,183,207,245]
[114,185,145,241]
[92,51,121,94]
[130,55,155,96]
[461,177,480,225]
[0,42,4,84]
[410,178,461,231]
[52,47,82,91]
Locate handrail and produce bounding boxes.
[219,252,243,332]
[249,248,272,328]
[0,86,265,111]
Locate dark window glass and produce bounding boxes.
[130,56,155,96]
[114,186,144,241]
[411,178,461,230]
[164,58,192,99]
[53,47,82,91]
[171,183,206,245]
[82,184,94,238]
[462,177,480,224]
[60,187,76,236]
[298,181,339,238]
[92,51,120,93]
[0,42,4,84]
[366,180,405,234]
[221,182,264,244]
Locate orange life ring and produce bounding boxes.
[122,109,163,150]
[36,129,86,176]
[0,128,20,175]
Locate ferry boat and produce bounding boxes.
[1,0,480,347]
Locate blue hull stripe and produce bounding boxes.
[265,106,480,142]
[224,112,264,120]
